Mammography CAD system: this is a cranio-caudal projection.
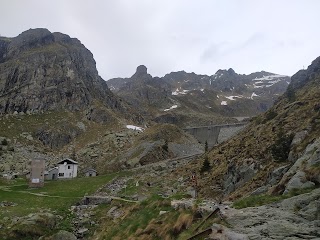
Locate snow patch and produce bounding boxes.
[253,74,287,81]
[164,105,178,111]
[252,74,287,88]
[225,96,243,101]
[172,88,190,96]
[251,92,259,99]
[126,125,144,132]
[221,101,227,106]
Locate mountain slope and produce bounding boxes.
[190,56,320,199]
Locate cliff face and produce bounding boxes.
[0,28,120,114]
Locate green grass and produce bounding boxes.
[0,174,126,239]
[232,187,316,209]
[0,174,119,218]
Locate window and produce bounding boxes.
[59,173,64,177]
[68,166,71,169]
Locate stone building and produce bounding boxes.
[29,158,45,188]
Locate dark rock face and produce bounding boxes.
[135,65,148,76]
[112,64,172,111]
[0,28,120,114]
[35,122,82,149]
[289,56,320,90]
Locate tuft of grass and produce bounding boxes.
[172,213,193,235]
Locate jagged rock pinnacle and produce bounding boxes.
[136,65,148,75]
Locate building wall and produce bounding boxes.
[85,171,97,177]
[45,168,58,180]
[58,164,78,178]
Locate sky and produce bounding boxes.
[1,0,320,80]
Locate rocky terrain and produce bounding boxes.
[183,56,320,202]
[0,28,319,240]
[108,65,290,127]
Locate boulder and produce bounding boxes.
[250,186,268,196]
[51,230,77,240]
[291,130,308,146]
[284,171,315,194]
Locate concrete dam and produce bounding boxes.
[184,123,247,148]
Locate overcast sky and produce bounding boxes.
[1,0,320,80]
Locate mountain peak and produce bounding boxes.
[136,65,148,75]
[227,68,236,74]
[215,68,237,76]
[131,65,152,80]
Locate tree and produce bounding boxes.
[200,155,211,173]
[70,147,77,160]
[162,140,169,152]
[205,140,208,152]
[286,86,296,102]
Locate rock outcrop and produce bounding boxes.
[208,188,320,239]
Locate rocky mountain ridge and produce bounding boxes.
[108,65,290,126]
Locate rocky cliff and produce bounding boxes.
[0,28,130,116]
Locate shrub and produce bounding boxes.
[270,130,294,162]
[200,156,211,173]
[1,138,8,145]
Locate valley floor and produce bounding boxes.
[1,162,319,240]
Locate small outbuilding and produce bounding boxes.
[57,158,78,179]
[84,168,97,177]
[44,167,58,180]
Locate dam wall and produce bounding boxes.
[184,123,246,148]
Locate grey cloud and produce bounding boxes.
[1,0,320,78]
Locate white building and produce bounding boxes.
[57,158,78,179]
